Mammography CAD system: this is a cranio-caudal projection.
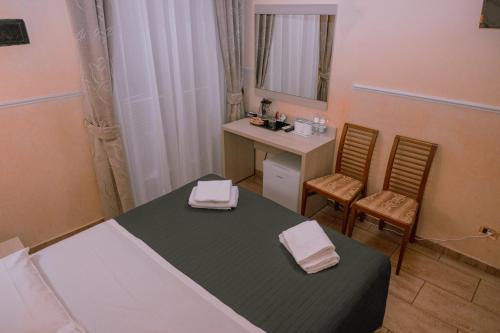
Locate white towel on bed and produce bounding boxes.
[189,186,239,210]
[279,220,340,274]
[300,250,340,274]
[194,180,232,203]
[280,220,336,264]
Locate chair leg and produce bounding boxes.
[396,226,412,275]
[378,219,385,231]
[410,228,416,243]
[410,211,420,242]
[300,186,309,216]
[341,203,350,235]
[358,190,366,222]
[346,207,358,237]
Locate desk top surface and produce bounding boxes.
[222,118,336,155]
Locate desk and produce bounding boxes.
[222,118,336,216]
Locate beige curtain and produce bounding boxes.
[66,0,134,217]
[215,0,244,122]
[317,15,335,102]
[255,14,275,89]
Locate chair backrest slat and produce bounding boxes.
[383,135,437,202]
[335,123,379,185]
[342,150,367,164]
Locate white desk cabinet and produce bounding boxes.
[222,118,336,216]
[263,153,301,211]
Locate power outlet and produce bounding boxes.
[479,226,499,240]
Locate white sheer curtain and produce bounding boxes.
[263,15,320,99]
[108,0,225,205]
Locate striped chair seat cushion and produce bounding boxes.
[306,173,363,202]
[356,190,418,225]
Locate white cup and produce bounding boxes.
[303,121,313,136]
[294,119,304,134]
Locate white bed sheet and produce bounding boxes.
[31,220,264,333]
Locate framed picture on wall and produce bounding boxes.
[0,19,30,47]
[480,0,500,28]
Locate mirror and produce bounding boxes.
[480,0,500,28]
[255,13,335,103]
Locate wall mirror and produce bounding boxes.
[255,5,337,110]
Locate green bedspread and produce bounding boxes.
[117,175,390,333]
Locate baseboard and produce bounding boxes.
[414,238,500,278]
[30,217,105,254]
[362,217,500,278]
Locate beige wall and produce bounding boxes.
[245,0,500,268]
[0,0,102,246]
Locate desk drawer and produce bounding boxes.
[254,142,283,155]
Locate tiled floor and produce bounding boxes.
[238,175,500,333]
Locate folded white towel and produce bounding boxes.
[189,186,239,210]
[301,251,340,274]
[279,220,340,274]
[194,180,232,203]
[280,220,336,265]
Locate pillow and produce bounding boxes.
[0,248,86,333]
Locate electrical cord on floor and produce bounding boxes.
[381,226,493,242]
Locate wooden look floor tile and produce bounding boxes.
[439,254,500,285]
[313,211,342,232]
[237,177,262,195]
[354,219,374,231]
[407,241,442,260]
[366,223,405,244]
[319,204,374,231]
[414,283,500,333]
[252,175,263,185]
[329,220,344,233]
[319,203,339,217]
[391,248,479,300]
[351,227,399,257]
[349,212,375,231]
[388,269,425,303]
[383,293,457,333]
[473,279,500,316]
[318,205,352,226]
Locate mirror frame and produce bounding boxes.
[254,4,338,111]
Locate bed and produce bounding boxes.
[5,175,390,333]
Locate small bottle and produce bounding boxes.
[312,114,320,135]
[318,117,327,134]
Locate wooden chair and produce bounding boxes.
[301,123,379,233]
[346,135,438,275]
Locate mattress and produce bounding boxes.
[116,174,391,333]
[31,221,264,333]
